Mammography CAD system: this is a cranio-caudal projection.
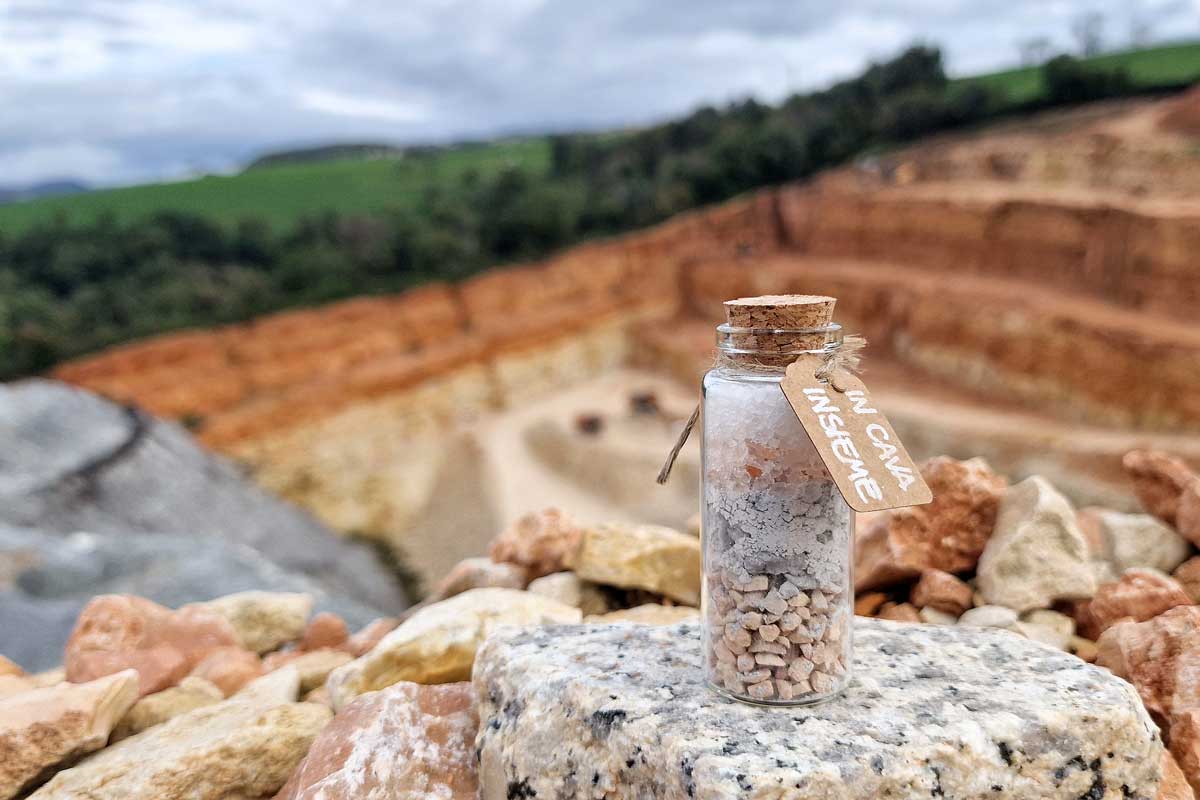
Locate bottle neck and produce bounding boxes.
[714,323,843,372]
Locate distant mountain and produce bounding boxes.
[245,142,405,170]
[0,179,88,204]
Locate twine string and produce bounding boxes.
[655,334,867,485]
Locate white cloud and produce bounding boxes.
[0,0,1196,186]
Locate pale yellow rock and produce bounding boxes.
[586,604,700,625]
[110,677,223,743]
[29,666,330,800]
[0,669,139,798]
[326,588,580,710]
[565,523,700,605]
[31,667,65,687]
[527,571,610,616]
[287,649,354,693]
[0,674,36,700]
[192,591,313,654]
[918,607,958,626]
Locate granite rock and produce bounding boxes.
[273,681,479,800]
[855,456,1006,590]
[0,669,138,798]
[110,676,223,742]
[195,591,312,654]
[977,476,1096,612]
[527,571,610,615]
[475,620,1162,800]
[488,508,582,579]
[1123,450,1198,528]
[585,604,699,625]
[0,380,408,614]
[65,594,240,696]
[564,522,700,605]
[326,588,580,709]
[29,667,330,800]
[1089,569,1193,634]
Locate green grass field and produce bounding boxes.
[957,40,1200,104]
[0,137,549,234]
[1,40,1196,237]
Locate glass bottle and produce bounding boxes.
[701,295,854,705]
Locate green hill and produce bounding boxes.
[0,138,549,235]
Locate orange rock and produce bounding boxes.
[488,508,584,580]
[0,656,23,678]
[430,557,529,602]
[1176,558,1200,603]
[910,570,973,616]
[299,613,348,653]
[273,681,478,800]
[1158,749,1196,800]
[1096,606,1200,723]
[1180,484,1200,549]
[344,618,400,658]
[189,646,263,697]
[65,595,240,697]
[856,457,1007,591]
[1090,569,1193,634]
[877,602,922,623]
[1124,450,1199,528]
[854,592,889,617]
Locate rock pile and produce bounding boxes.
[2,449,1199,798]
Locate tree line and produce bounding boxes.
[0,47,1141,379]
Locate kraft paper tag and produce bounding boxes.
[781,355,932,513]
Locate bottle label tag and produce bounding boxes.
[780,355,932,513]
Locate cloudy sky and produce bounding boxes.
[1,0,1196,186]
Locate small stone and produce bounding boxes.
[738,576,769,592]
[1096,605,1200,720]
[527,571,609,615]
[326,588,580,710]
[877,602,921,623]
[564,522,700,605]
[29,667,330,800]
[775,679,794,701]
[111,677,223,742]
[755,653,785,667]
[788,592,810,608]
[778,612,801,632]
[1175,557,1200,603]
[274,681,479,800]
[787,658,814,682]
[431,557,529,601]
[957,605,1018,629]
[737,654,756,672]
[910,570,974,616]
[787,628,814,645]
[854,592,888,616]
[918,607,958,626]
[778,582,800,600]
[758,623,781,642]
[1090,568,1193,633]
[749,640,787,655]
[809,671,835,694]
[298,612,349,653]
[0,656,23,678]
[809,591,829,611]
[726,629,751,653]
[977,476,1096,611]
[1123,449,1198,527]
[746,680,775,700]
[193,591,312,654]
[739,611,763,630]
[344,617,399,658]
[273,649,354,694]
[1068,636,1099,663]
[1078,508,1191,575]
[1168,709,1200,799]
[0,670,138,798]
[189,647,263,697]
[761,591,788,616]
[739,591,765,610]
[1157,751,1195,800]
[855,456,1007,590]
[65,595,239,697]
[713,642,735,664]
[489,508,583,579]
[1180,483,1200,549]
[739,669,771,684]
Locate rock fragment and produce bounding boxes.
[344,618,399,657]
[586,604,698,625]
[298,612,349,652]
[189,647,263,696]
[958,605,1019,629]
[910,569,973,616]
[977,476,1096,611]
[275,681,478,800]
[195,591,312,654]
[1079,508,1191,575]
[0,670,138,798]
[527,571,609,615]
[488,508,582,579]
[877,602,921,623]
[111,677,223,742]
[326,588,579,710]
[65,595,239,696]
[565,522,700,605]
[1124,450,1198,528]
[1089,569,1193,634]
[431,558,529,601]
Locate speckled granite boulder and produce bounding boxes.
[475,620,1162,800]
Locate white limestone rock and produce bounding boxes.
[977,476,1096,612]
[475,620,1162,800]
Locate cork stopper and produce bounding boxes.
[722,294,837,361]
